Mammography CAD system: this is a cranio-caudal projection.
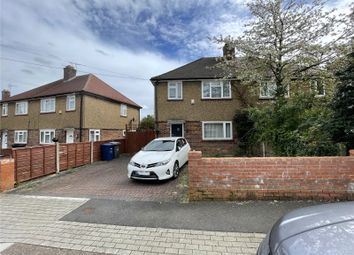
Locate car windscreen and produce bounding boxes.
[143,140,175,151]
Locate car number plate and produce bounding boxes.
[137,171,149,176]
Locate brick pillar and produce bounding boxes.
[350,150,354,156]
[188,151,202,201]
[0,159,15,192]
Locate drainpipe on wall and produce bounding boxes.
[152,80,159,136]
[79,93,83,142]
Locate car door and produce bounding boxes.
[177,138,188,165]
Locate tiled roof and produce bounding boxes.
[150,57,226,81]
[2,74,141,108]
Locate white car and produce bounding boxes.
[128,137,191,180]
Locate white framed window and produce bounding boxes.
[89,129,100,142]
[14,130,27,144]
[120,104,127,117]
[2,103,8,116]
[259,81,276,99]
[311,80,325,97]
[40,129,55,144]
[202,80,231,99]
[15,101,28,115]
[40,97,56,113]
[66,95,76,111]
[168,81,183,100]
[202,121,233,140]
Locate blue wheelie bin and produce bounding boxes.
[101,143,115,161]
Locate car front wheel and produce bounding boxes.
[173,161,179,178]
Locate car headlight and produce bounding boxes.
[128,160,135,166]
[155,159,170,167]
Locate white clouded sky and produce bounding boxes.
[0,0,351,117]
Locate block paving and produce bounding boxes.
[0,194,265,254]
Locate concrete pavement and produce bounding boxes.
[0,194,265,255]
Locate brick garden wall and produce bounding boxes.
[0,159,15,191]
[189,151,354,201]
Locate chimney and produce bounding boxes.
[2,89,10,101]
[63,65,77,81]
[223,43,235,60]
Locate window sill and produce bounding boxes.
[1,115,8,117]
[40,111,56,114]
[66,109,76,112]
[15,114,28,116]
[201,98,232,100]
[120,115,128,118]
[167,99,183,101]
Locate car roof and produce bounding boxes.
[154,137,185,141]
[270,201,354,252]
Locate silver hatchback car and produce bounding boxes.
[257,202,354,255]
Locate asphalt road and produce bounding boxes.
[62,199,320,233]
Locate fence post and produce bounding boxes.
[90,141,94,163]
[56,142,60,173]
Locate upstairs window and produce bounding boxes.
[15,101,28,115]
[260,81,276,99]
[66,95,76,111]
[202,80,231,99]
[120,104,127,117]
[14,130,27,144]
[202,121,232,140]
[40,129,55,144]
[2,103,8,116]
[311,80,325,97]
[89,129,100,142]
[168,81,183,100]
[40,97,55,113]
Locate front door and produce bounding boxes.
[66,130,74,143]
[171,124,183,137]
[2,131,8,149]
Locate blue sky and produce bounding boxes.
[0,0,351,117]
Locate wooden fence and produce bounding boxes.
[13,140,118,183]
[125,130,155,153]
[12,131,155,184]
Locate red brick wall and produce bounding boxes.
[157,121,236,155]
[189,151,354,201]
[0,159,15,191]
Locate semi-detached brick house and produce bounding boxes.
[0,65,141,150]
[150,45,326,155]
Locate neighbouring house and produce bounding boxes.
[150,45,327,155]
[0,65,141,151]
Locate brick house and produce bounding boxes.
[0,65,141,150]
[150,46,326,155]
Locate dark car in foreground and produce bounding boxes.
[257,202,354,255]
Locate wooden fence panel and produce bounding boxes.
[83,142,91,164]
[43,146,56,175]
[126,131,155,153]
[14,145,55,183]
[60,144,69,171]
[14,149,31,182]
[31,147,45,178]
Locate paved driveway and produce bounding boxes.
[11,155,187,202]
